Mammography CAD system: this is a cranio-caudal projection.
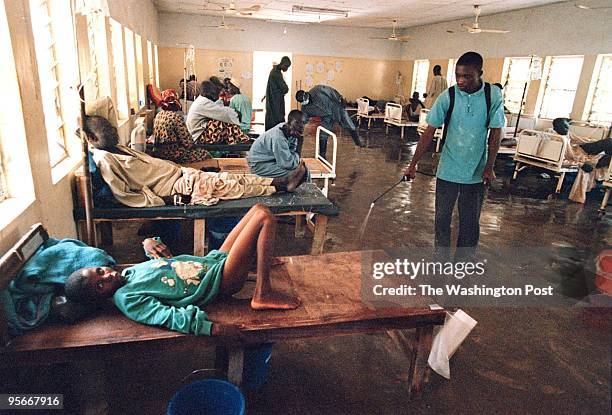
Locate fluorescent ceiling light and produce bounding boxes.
[291,5,349,18]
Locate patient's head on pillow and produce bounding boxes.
[83,115,120,150]
[65,266,125,303]
[552,118,571,136]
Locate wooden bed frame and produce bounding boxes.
[0,224,446,400]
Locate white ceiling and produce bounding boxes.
[152,0,569,28]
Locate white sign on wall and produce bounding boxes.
[218,57,233,79]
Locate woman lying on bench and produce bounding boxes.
[83,115,306,207]
[65,204,300,336]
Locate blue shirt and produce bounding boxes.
[229,94,253,133]
[246,123,300,178]
[427,83,505,184]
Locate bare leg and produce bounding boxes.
[219,205,300,310]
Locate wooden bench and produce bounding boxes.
[0,224,445,400]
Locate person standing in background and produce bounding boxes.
[265,56,291,131]
[425,65,448,108]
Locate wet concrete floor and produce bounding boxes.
[4,124,610,414]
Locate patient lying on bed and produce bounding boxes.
[83,115,306,207]
[65,204,300,336]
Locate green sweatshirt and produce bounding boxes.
[113,251,228,336]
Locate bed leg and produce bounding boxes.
[386,124,389,135]
[193,219,207,256]
[407,325,434,400]
[401,127,404,141]
[226,346,245,387]
[97,222,113,246]
[311,214,328,255]
[512,162,520,180]
[295,215,306,238]
[599,188,611,213]
[555,172,566,193]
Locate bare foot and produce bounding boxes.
[251,290,301,310]
[287,162,306,192]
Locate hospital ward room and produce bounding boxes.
[1,0,612,414]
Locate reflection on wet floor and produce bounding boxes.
[89,124,612,414]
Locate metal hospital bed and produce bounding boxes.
[512,123,609,194]
[599,159,612,216]
[384,103,418,140]
[417,109,444,152]
[356,98,385,130]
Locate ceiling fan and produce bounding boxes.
[449,5,510,34]
[201,15,246,31]
[203,1,261,16]
[370,20,410,42]
[225,1,261,16]
[574,2,612,10]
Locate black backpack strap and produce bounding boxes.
[484,82,491,128]
[440,86,455,149]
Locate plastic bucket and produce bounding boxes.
[243,343,273,390]
[208,217,241,250]
[167,379,245,415]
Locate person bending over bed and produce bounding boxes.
[83,115,306,207]
[65,204,300,336]
[552,117,611,172]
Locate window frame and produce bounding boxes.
[411,59,430,97]
[583,54,612,125]
[536,55,584,120]
[110,18,129,120]
[500,56,534,114]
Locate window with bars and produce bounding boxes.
[110,19,128,119]
[85,12,111,101]
[446,59,456,86]
[538,55,584,120]
[154,44,159,87]
[411,59,430,97]
[585,54,612,125]
[135,33,145,108]
[501,57,533,114]
[124,27,138,113]
[0,151,6,202]
[147,40,153,84]
[29,0,71,167]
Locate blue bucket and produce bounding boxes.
[167,379,245,415]
[243,343,273,391]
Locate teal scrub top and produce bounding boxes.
[426,83,505,184]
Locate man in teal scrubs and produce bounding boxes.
[404,51,504,260]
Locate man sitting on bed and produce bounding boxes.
[83,115,306,207]
[247,109,305,178]
[186,80,250,145]
[65,204,300,336]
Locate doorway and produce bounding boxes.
[252,51,292,126]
